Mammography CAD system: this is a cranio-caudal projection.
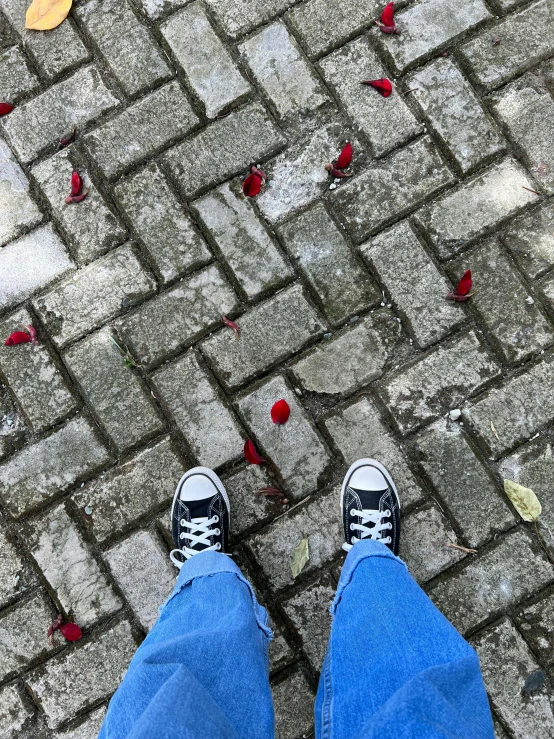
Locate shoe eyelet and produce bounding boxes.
[179,533,185,539]
[385,510,391,517]
[350,523,355,531]
[350,509,357,517]
[214,528,220,535]
[351,536,358,544]
[180,519,186,526]
[213,515,219,523]
[216,542,221,550]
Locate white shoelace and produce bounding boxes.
[170,516,221,569]
[342,508,392,552]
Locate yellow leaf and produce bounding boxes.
[291,536,309,578]
[26,0,72,30]
[503,479,542,522]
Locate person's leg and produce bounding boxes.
[98,468,274,739]
[315,459,494,739]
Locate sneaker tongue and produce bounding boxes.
[349,487,388,513]
[186,497,212,520]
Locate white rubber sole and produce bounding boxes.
[340,458,401,516]
[171,466,231,528]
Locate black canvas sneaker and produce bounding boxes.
[341,458,400,556]
[170,467,230,569]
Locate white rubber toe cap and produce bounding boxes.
[348,465,389,491]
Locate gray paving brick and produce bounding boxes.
[161,3,249,119]
[73,437,183,544]
[1,66,118,163]
[238,375,331,500]
[0,523,36,608]
[0,416,110,518]
[272,668,315,739]
[0,45,39,102]
[222,463,285,539]
[247,485,342,591]
[0,592,54,680]
[417,419,515,548]
[290,311,402,396]
[26,621,136,729]
[464,354,554,458]
[76,0,171,97]
[105,530,175,630]
[278,204,378,326]
[202,283,325,389]
[491,73,554,195]
[377,0,490,74]
[361,221,463,349]
[538,269,554,312]
[203,0,291,39]
[492,717,510,739]
[152,351,243,469]
[135,0,187,18]
[84,81,198,180]
[56,706,106,739]
[407,58,504,175]
[319,37,421,157]
[281,573,333,671]
[239,22,328,120]
[164,102,285,199]
[117,264,238,368]
[517,589,554,668]
[64,328,164,453]
[287,0,381,59]
[324,396,426,508]
[501,202,554,280]
[0,135,42,247]
[32,148,127,265]
[472,619,554,738]
[28,505,122,627]
[114,163,211,285]
[460,1,554,90]
[416,158,538,259]
[430,528,553,634]
[0,684,33,738]
[380,331,499,435]
[192,182,292,300]
[34,243,156,348]
[333,137,454,244]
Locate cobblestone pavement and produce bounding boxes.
[1,0,554,736]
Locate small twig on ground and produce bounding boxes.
[274,495,312,522]
[522,186,541,196]
[446,542,477,555]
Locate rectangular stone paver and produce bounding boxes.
[459,0,554,90]
[64,328,164,453]
[0,416,110,518]
[1,65,119,163]
[517,590,554,667]
[319,37,421,157]
[165,102,285,198]
[192,182,292,300]
[324,396,426,508]
[26,621,136,729]
[84,81,198,180]
[464,354,554,457]
[361,221,464,349]
[501,202,554,279]
[379,331,499,434]
[416,419,515,547]
[272,668,315,739]
[73,437,183,544]
[203,0,292,39]
[105,531,175,630]
[238,375,331,500]
[448,240,553,363]
[0,135,42,246]
[117,264,238,368]
[333,137,454,243]
[0,591,54,680]
[0,523,36,608]
[202,283,325,389]
[0,308,75,433]
[239,22,328,120]
[0,684,33,737]
[538,270,554,313]
[0,45,39,102]
[407,58,504,175]
[416,158,538,259]
[152,351,244,469]
[115,163,211,285]
[222,464,285,539]
[75,0,171,97]
[161,3,249,119]
[290,311,402,396]
[32,148,127,265]
[430,528,553,634]
[34,243,156,348]
[56,706,107,739]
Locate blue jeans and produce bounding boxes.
[98,541,494,739]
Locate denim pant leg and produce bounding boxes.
[315,540,495,739]
[98,552,274,739]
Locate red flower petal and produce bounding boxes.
[0,103,14,117]
[325,165,352,178]
[250,165,267,180]
[221,314,240,339]
[59,125,76,149]
[4,331,32,346]
[26,325,38,343]
[244,439,265,465]
[271,399,291,425]
[59,622,83,641]
[380,2,395,27]
[456,269,472,296]
[362,79,393,97]
[71,170,83,196]
[335,142,353,170]
[243,173,262,198]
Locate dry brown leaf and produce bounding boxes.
[26,0,72,30]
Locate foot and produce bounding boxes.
[341,458,400,556]
[170,467,230,569]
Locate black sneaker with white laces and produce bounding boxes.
[341,458,400,556]
[170,467,230,569]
